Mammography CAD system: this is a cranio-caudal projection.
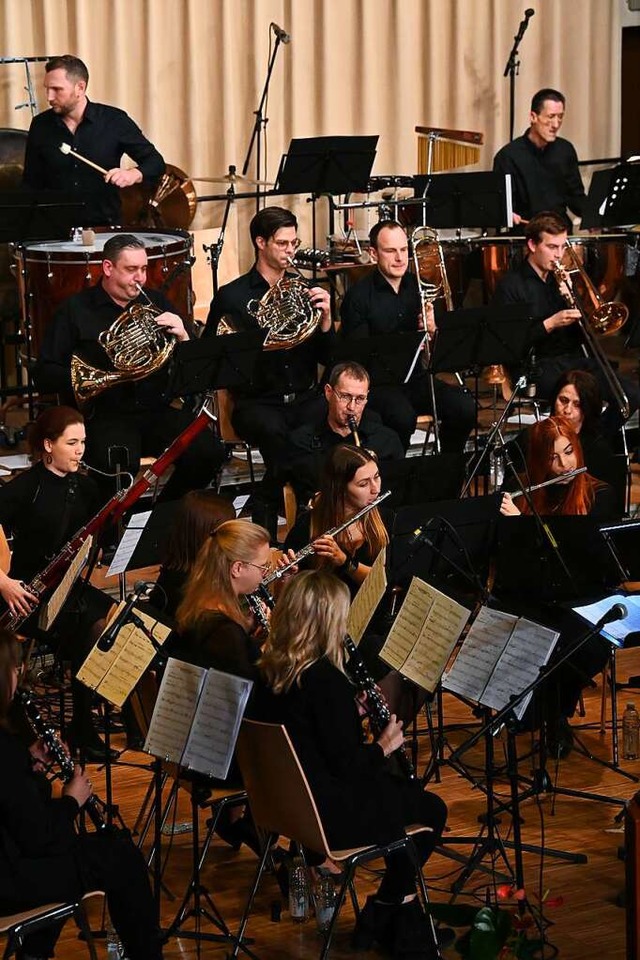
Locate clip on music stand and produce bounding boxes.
[167,330,266,399]
[412,171,514,230]
[0,189,91,242]
[275,135,379,195]
[330,332,424,387]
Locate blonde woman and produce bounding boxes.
[256,571,447,958]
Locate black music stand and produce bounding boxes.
[429,303,535,375]
[581,162,640,229]
[0,189,91,241]
[379,453,467,510]
[275,136,378,195]
[167,331,265,398]
[412,171,513,230]
[330,332,424,387]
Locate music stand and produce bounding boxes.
[412,171,513,230]
[429,304,535,375]
[0,189,92,242]
[581,162,640,229]
[330,332,424,387]
[167,331,265,398]
[379,453,467,510]
[275,135,378,195]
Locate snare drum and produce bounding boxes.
[15,229,193,353]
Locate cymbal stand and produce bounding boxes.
[203,171,237,296]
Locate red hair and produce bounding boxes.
[522,416,600,516]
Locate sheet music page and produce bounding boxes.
[347,547,387,644]
[573,594,640,646]
[38,536,93,631]
[181,669,253,779]
[97,610,172,708]
[144,658,205,763]
[76,602,132,690]
[381,577,470,691]
[482,617,559,719]
[443,606,515,702]
[107,510,151,577]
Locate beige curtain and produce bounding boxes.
[0,0,622,303]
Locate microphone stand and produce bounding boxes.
[203,171,237,296]
[241,30,286,212]
[503,9,534,142]
[461,375,527,498]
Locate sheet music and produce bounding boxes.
[482,617,558,719]
[444,606,515,702]
[107,510,152,576]
[144,658,205,763]
[381,577,470,692]
[181,669,253,779]
[38,536,93,631]
[76,607,132,690]
[573,594,640,646]
[347,547,387,644]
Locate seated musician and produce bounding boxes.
[34,234,224,504]
[0,406,114,761]
[491,211,639,433]
[340,220,476,454]
[253,570,447,959]
[283,361,404,506]
[204,206,334,532]
[0,630,164,960]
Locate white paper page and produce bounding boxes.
[573,594,640,646]
[347,547,387,644]
[443,606,515,702]
[106,510,152,576]
[181,669,253,780]
[144,658,205,763]
[481,617,559,719]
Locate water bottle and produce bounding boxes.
[71,226,83,244]
[106,921,123,960]
[314,873,337,932]
[623,702,640,760]
[288,857,310,923]
[489,449,505,492]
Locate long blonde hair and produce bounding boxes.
[259,570,350,694]
[176,519,270,631]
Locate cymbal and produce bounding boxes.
[191,173,274,187]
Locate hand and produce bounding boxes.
[377,714,404,758]
[0,574,38,618]
[155,311,189,341]
[104,167,143,189]
[307,286,332,330]
[417,303,436,336]
[512,212,523,225]
[28,738,51,772]
[276,548,298,578]
[62,764,93,808]
[312,534,347,567]
[543,309,580,333]
[500,493,521,516]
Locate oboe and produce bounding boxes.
[15,689,107,831]
[342,634,416,780]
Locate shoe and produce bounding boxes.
[546,716,574,760]
[351,896,397,952]
[210,809,261,856]
[68,728,119,763]
[393,899,439,959]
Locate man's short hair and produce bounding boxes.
[249,207,297,254]
[328,361,370,389]
[525,211,568,244]
[45,55,89,85]
[530,88,565,114]
[368,219,406,250]
[103,234,146,264]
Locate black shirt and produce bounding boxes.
[340,269,422,337]
[492,259,582,359]
[204,266,335,400]
[22,100,165,226]
[492,132,586,225]
[34,281,179,416]
[168,611,260,682]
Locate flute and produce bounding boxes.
[510,466,587,499]
[263,489,391,584]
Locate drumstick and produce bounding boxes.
[58,142,108,177]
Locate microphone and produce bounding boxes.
[524,8,535,17]
[597,602,628,628]
[271,22,291,43]
[97,581,155,651]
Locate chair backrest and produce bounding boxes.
[236,719,330,856]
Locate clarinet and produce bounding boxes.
[342,634,416,780]
[245,584,273,636]
[15,689,108,831]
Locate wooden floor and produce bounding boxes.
[48,645,640,960]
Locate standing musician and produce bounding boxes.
[340,220,476,454]
[204,206,333,528]
[34,234,225,503]
[253,570,447,959]
[0,630,164,960]
[23,54,165,226]
[492,211,639,432]
[492,88,586,228]
[0,406,114,761]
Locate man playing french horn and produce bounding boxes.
[35,234,225,503]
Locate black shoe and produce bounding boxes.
[351,896,397,952]
[393,899,439,959]
[68,728,119,763]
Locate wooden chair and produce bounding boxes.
[232,720,439,960]
[214,389,256,488]
[0,891,103,960]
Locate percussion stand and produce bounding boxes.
[502,11,534,143]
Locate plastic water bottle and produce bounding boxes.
[314,873,337,932]
[489,449,505,491]
[288,857,310,923]
[106,921,123,960]
[623,702,640,760]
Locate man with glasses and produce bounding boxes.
[493,88,586,228]
[283,361,404,503]
[340,220,476,454]
[205,206,333,530]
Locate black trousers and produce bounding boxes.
[368,375,476,453]
[231,389,327,470]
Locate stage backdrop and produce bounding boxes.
[0,0,623,296]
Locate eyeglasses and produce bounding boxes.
[271,238,301,250]
[332,389,369,407]
[242,561,272,575]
